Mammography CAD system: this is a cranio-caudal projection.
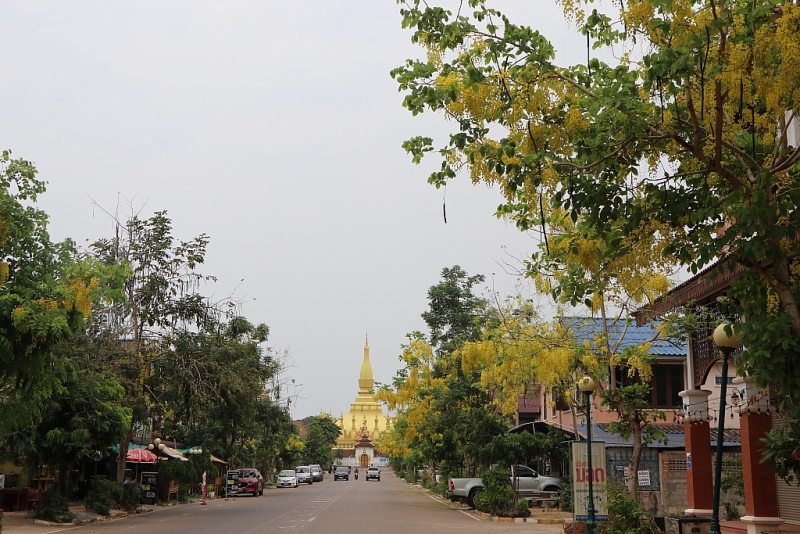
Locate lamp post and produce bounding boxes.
[578,375,598,534]
[709,317,742,534]
[147,437,166,453]
[186,448,205,504]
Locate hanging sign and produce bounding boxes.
[571,441,609,521]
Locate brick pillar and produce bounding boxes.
[684,420,714,515]
[740,412,780,522]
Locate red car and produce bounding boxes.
[237,468,264,496]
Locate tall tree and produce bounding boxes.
[423,266,489,358]
[301,415,341,467]
[0,151,93,430]
[393,0,800,481]
[91,210,212,482]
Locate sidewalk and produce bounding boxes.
[397,473,571,533]
[2,500,184,534]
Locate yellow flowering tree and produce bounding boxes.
[0,150,97,430]
[394,0,800,481]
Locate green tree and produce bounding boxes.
[0,151,93,430]
[423,266,490,359]
[301,415,341,467]
[379,268,507,478]
[5,334,130,496]
[90,210,212,482]
[393,0,800,481]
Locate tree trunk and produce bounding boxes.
[628,424,643,497]
[116,425,133,483]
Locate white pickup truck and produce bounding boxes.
[446,465,564,508]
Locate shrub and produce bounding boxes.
[475,467,513,515]
[721,458,744,521]
[599,482,659,534]
[86,476,123,516]
[404,471,416,483]
[120,482,141,510]
[558,475,574,512]
[516,498,530,513]
[35,487,74,524]
[420,471,433,488]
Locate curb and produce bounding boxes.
[492,517,568,524]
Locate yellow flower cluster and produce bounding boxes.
[66,276,98,316]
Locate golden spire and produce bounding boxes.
[358,334,374,391]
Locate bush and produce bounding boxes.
[599,482,659,534]
[404,471,416,483]
[475,467,513,515]
[420,471,433,488]
[516,498,531,513]
[558,475,574,512]
[86,476,123,516]
[35,487,74,524]
[120,482,141,510]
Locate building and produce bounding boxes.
[332,337,392,467]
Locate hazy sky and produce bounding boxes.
[1,1,586,418]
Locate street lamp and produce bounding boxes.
[709,317,742,534]
[578,375,598,534]
[147,438,166,452]
[187,448,203,455]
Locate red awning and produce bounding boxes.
[118,448,158,464]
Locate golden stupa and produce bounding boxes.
[334,336,392,449]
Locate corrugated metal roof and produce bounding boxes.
[543,421,740,449]
[561,317,687,358]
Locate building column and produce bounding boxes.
[680,389,714,516]
[734,378,782,534]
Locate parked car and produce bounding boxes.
[276,469,298,488]
[447,465,563,508]
[309,464,324,482]
[366,467,380,481]
[237,468,264,496]
[295,465,313,484]
[334,467,349,481]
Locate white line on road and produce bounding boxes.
[307,517,315,522]
[423,492,481,522]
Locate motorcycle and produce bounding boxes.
[355,470,359,480]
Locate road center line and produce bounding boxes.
[307,517,316,522]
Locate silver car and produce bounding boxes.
[277,469,298,488]
[309,464,324,482]
[295,465,313,484]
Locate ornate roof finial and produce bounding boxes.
[365,332,369,347]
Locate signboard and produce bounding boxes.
[140,471,158,504]
[572,441,608,521]
[226,470,239,497]
[637,470,651,486]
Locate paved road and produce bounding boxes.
[15,473,564,534]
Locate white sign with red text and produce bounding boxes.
[571,441,608,521]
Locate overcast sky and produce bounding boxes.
[1,1,588,419]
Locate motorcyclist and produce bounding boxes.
[355,468,359,480]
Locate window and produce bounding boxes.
[617,364,684,409]
[714,376,734,386]
[653,365,683,408]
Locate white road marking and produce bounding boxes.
[423,492,481,522]
[307,517,315,522]
[457,509,481,521]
